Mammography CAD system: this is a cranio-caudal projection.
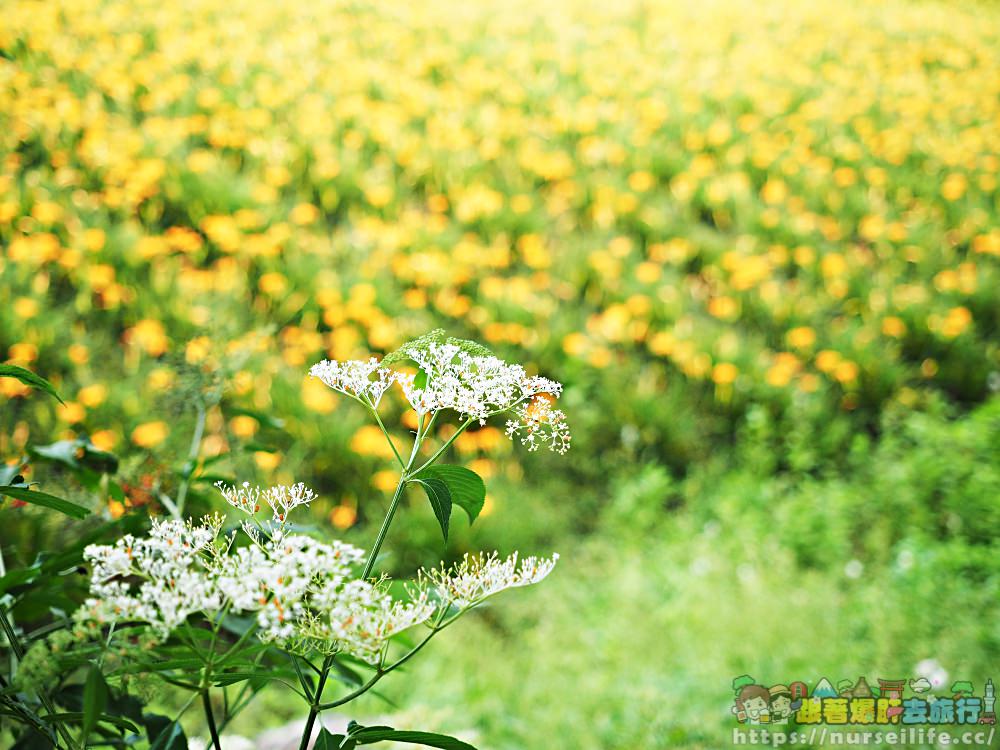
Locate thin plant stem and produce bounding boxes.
[299,417,428,749]
[175,400,207,519]
[316,612,458,711]
[370,406,405,469]
[410,417,474,476]
[202,690,223,750]
[298,661,331,750]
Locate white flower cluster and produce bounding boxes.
[76,481,560,667]
[75,486,433,665]
[303,580,435,663]
[309,334,571,451]
[81,517,224,637]
[422,551,560,610]
[308,357,395,406]
[216,481,316,524]
[504,395,572,454]
[397,343,563,424]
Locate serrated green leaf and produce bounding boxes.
[0,485,90,519]
[0,364,64,404]
[410,477,451,541]
[412,465,485,524]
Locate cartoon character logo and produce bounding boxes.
[769,684,795,724]
[732,676,771,724]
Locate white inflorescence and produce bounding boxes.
[397,343,563,424]
[422,551,560,610]
[308,357,395,406]
[307,579,436,664]
[75,487,431,664]
[308,340,571,451]
[216,481,317,524]
[504,395,572,454]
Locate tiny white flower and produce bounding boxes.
[309,357,395,406]
[422,551,559,610]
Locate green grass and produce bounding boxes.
[212,400,999,749]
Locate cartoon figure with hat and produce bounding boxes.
[769,684,795,724]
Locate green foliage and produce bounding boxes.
[0,485,90,519]
[412,465,487,525]
[0,364,64,404]
[411,477,453,541]
[316,724,478,750]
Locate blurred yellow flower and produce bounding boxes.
[290,203,320,225]
[881,316,907,338]
[351,425,398,459]
[132,421,169,448]
[127,319,168,356]
[8,342,38,364]
[941,173,967,201]
[940,306,972,338]
[371,469,398,492]
[91,429,118,451]
[301,377,338,414]
[786,327,816,349]
[58,402,85,423]
[229,415,258,438]
[712,363,739,385]
[78,384,108,408]
[13,297,38,319]
[254,451,282,470]
[330,504,357,529]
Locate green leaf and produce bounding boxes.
[412,465,485,524]
[30,438,119,474]
[82,665,109,742]
[352,727,478,749]
[145,715,187,750]
[0,364,64,404]
[315,728,354,750]
[0,485,90,519]
[410,478,451,541]
[42,711,140,733]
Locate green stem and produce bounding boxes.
[360,477,408,580]
[202,691,222,750]
[299,419,427,748]
[298,658,331,750]
[370,406,405,469]
[316,613,457,711]
[175,400,207,519]
[410,417,473,476]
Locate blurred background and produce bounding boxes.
[1,0,998,747]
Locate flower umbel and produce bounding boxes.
[422,551,560,610]
[216,481,317,524]
[308,357,395,406]
[308,331,571,452]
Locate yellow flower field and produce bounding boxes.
[2,0,1000,746]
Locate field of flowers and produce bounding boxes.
[2,0,999,746]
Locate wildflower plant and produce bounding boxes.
[26,332,567,750]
